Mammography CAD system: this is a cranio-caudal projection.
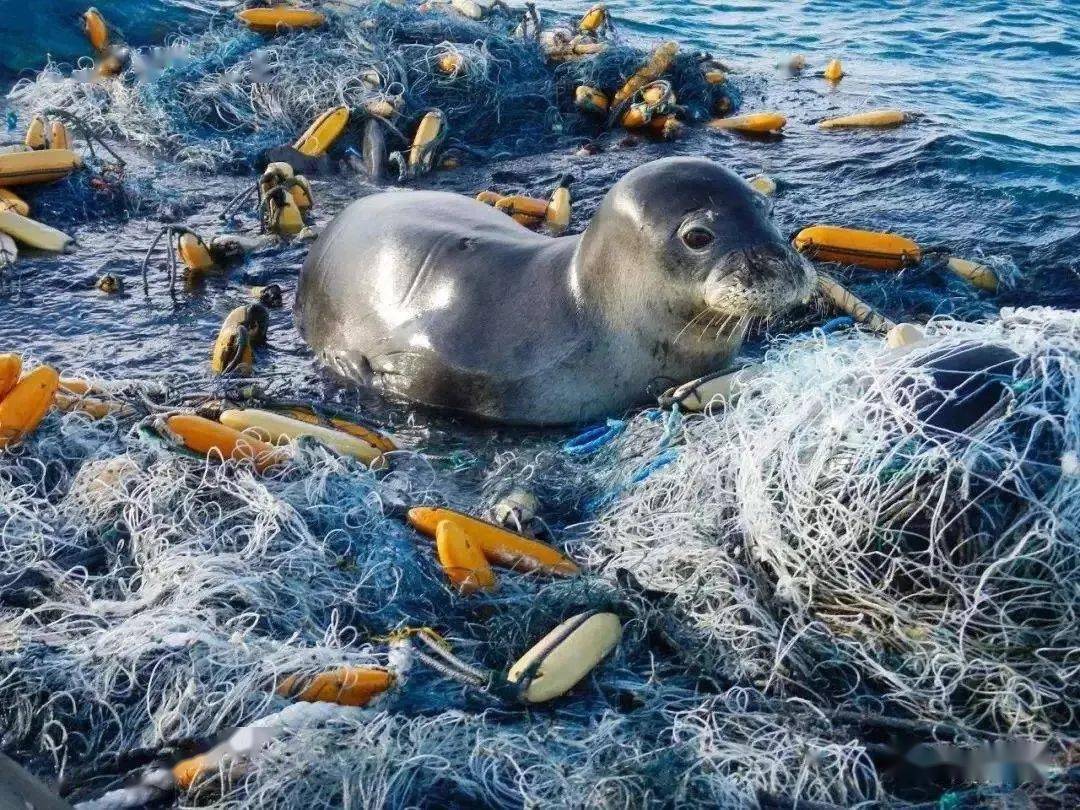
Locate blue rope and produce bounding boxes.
[563,419,627,456]
[820,316,854,334]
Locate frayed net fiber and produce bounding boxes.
[1,307,1076,809]
[576,306,1079,741]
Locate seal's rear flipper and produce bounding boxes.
[0,753,71,810]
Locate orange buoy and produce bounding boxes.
[407,506,579,576]
[0,353,22,400]
[793,224,921,271]
[83,7,110,52]
[824,58,844,81]
[164,413,284,472]
[435,519,496,594]
[494,195,549,219]
[236,7,326,34]
[0,365,60,449]
[277,667,395,706]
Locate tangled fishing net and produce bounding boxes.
[1,307,1077,807]
[575,307,1080,742]
[5,4,731,171]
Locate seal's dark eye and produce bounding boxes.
[681,226,715,250]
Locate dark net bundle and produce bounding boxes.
[8,2,737,171]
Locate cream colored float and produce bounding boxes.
[817,277,896,333]
[218,408,384,465]
[661,364,768,411]
[507,611,622,703]
[0,233,16,266]
[0,210,73,252]
[819,109,910,129]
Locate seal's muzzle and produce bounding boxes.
[706,245,816,317]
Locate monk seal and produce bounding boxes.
[295,157,815,424]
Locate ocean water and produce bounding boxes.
[1,1,1078,806]
[1,0,1077,402]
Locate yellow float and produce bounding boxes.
[0,365,60,450]
[407,506,579,576]
[236,7,326,34]
[819,109,909,129]
[708,112,787,134]
[218,408,384,465]
[435,519,497,594]
[0,149,82,186]
[793,224,921,271]
[293,105,350,157]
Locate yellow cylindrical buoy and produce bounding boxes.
[612,41,678,110]
[578,3,608,34]
[164,413,284,472]
[362,97,399,119]
[83,7,110,52]
[407,506,580,576]
[409,109,445,172]
[0,353,22,401]
[0,210,73,252]
[218,408,384,465]
[495,195,549,220]
[48,120,70,150]
[507,611,622,703]
[947,257,999,292]
[24,115,48,150]
[279,406,397,453]
[824,58,844,81]
[435,519,497,594]
[293,105,350,157]
[475,190,504,206]
[0,149,82,186]
[277,667,395,707]
[267,193,304,236]
[289,175,314,213]
[178,232,215,273]
[793,224,921,271]
[817,277,895,333]
[0,188,30,217]
[0,365,60,450]
[708,112,787,134]
[819,109,909,129]
[210,308,254,376]
[546,175,571,233]
[646,114,681,140]
[236,7,327,33]
[574,85,609,116]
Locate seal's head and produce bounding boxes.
[575,157,814,343]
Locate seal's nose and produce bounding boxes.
[726,245,813,289]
